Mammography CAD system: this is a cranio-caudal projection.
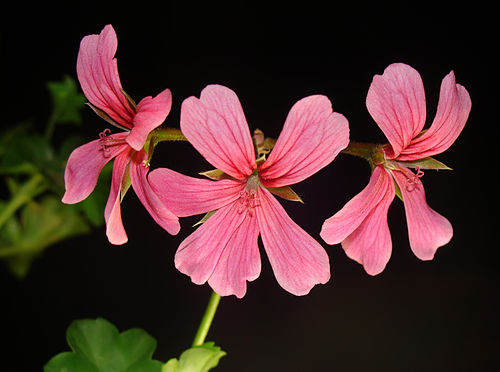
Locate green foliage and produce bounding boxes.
[0,76,108,277]
[44,318,164,372]
[44,318,226,372]
[163,343,226,372]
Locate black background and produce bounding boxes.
[2,2,498,371]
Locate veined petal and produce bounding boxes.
[366,63,426,158]
[148,168,244,217]
[259,95,349,187]
[129,152,180,235]
[180,85,256,180]
[175,201,252,290]
[104,148,134,245]
[62,132,129,204]
[127,88,172,151]
[391,165,453,260]
[76,24,135,127]
[320,165,393,245]
[341,174,394,276]
[398,71,471,160]
[208,208,261,298]
[256,187,330,296]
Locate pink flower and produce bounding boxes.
[149,85,349,297]
[320,63,471,275]
[62,25,179,244]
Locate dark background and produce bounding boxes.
[2,3,497,371]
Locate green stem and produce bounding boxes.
[145,127,188,162]
[0,173,46,230]
[192,291,221,347]
[340,141,379,160]
[153,127,187,142]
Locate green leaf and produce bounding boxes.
[44,318,163,372]
[0,121,33,157]
[162,342,226,372]
[0,134,54,174]
[47,75,86,126]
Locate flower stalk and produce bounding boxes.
[192,291,222,347]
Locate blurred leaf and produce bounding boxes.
[0,121,33,157]
[44,318,163,372]
[163,342,226,372]
[47,75,86,126]
[0,196,90,278]
[0,133,59,175]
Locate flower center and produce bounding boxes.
[238,174,260,217]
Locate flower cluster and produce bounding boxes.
[63,25,471,298]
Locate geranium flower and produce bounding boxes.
[62,24,179,244]
[320,63,471,275]
[149,85,349,297]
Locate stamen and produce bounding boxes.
[98,129,112,157]
[237,176,261,216]
[142,160,150,168]
[405,167,424,192]
[98,129,127,158]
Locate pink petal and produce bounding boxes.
[129,152,180,235]
[104,148,134,245]
[259,95,349,187]
[76,24,134,128]
[256,187,330,296]
[398,71,471,160]
[175,201,260,298]
[148,168,244,217]
[391,165,453,260]
[180,85,256,180]
[341,174,395,276]
[320,165,394,245]
[62,132,129,204]
[366,63,426,158]
[127,88,172,151]
[208,207,261,298]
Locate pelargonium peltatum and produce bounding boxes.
[62,24,179,244]
[320,63,471,275]
[149,84,350,297]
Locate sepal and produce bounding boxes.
[121,88,137,111]
[266,185,304,203]
[385,157,452,171]
[86,103,130,131]
[193,210,216,227]
[199,169,235,181]
[396,157,452,170]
